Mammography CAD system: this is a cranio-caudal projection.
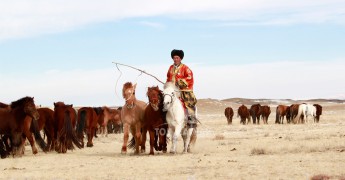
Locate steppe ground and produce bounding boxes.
[1,99,344,180]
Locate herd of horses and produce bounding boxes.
[225,103,322,125]
[0,81,197,158]
[0,97,122,158]
[1,81,325,159]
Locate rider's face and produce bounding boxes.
[173,56,182,66]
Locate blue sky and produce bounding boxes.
[1,0,345,106]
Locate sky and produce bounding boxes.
[1,0,345,107]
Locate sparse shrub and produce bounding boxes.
[264,133,269,137]
[284,136,293,141]
[250,148,267,155]
[213,134,225,140]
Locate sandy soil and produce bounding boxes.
[1,99,345,180]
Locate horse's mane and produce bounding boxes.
[11,96,33,109]
[93,107,103,115]
[54,102,73,108]
[123,82,134,98]
[147,86,162,97]
[163,82,180,97]
[0,102,9,108]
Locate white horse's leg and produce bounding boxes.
[172,124,183,154]
[168,126,176,154]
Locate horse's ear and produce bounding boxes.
[54,102,56,106]
[133,83,137,90]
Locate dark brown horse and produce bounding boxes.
[285,106,291,123]
[76,107,102,147]
[313,104,322,123]
[121,82,147,154]
[101,106,121,136]
[140,86,167,155]
[290,104,300,124]
[275,105,289,124]
[54,102,82,153]
[37,108,55,151]
[224,107,234,125]
[237,105,251,125]
[261,105,271,124]
[0,97,46,156]
[249,104,261,124]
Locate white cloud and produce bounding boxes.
[1,60,345,106]
[0,0,345,41]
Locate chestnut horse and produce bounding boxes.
[237,105,251,125]
[261,105,271,124]
[100,106,121,137]
[0,97,46,156]
[76,107,103,147]
[140,86,167,155]
[36,108,55,151]
[275,105,289,124]
[54,102,82,153]
[224,107,234,125]
[313,104,322,123]
[249,104,261,124]
[120,82,147,154]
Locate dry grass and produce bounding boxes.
[213,134,225,140]
[250,148,268,155]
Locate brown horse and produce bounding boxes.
[261,105,271,124]
[285,106,291,123]
[54,102,82,153]
[313,104,322,123]
[224,107,234,125]
[290,104,300,124]
[275,105,289,124]
[0,97,46,156]
[140,86,167,155]
[101,106,121,136]
[37,108,55,151]
[237,105,251,125]
[121,82,147,154]
[249,104,261,124]
[76,107,102,147]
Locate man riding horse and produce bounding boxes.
[166,49,197,128]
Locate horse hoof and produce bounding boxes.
[149,152,154,155]
[170,151,176,154]
[140,149,145,153]
[87,143,93,147]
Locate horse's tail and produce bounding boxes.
[127,137,136,149]
[189,128,197,146]
[31,118,48,152]
[276,107,280,124]
[76,110,86,140]
[64,111,83,150]
[0,136,8,159]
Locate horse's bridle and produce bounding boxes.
[124,89,136,109]
[163,92,175,105]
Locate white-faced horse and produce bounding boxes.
[162,82,196,153]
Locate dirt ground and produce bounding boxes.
[1,99,345,179]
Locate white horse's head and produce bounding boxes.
[162,82,180,111]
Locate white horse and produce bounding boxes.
[296,103,316,124]
[162,82,196,154]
